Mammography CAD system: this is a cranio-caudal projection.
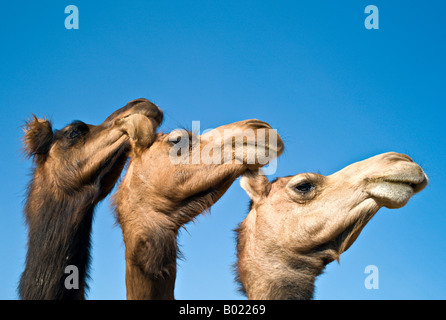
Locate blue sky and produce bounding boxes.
[1,1,445,299]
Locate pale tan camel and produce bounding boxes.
[236,152,428,300]
[114,120,284,299]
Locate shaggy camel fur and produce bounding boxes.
[114,120,284,299]
[236,152,428,300]
[19,98,162,300]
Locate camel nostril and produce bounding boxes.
[154,108,164,125]
[403,155,414,162]
[386,153,414,163]
[245,120,272,130]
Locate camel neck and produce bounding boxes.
[121,207,179,300]
[19,186,97,300]
[125,261,176,300]
[238,247,324,300]
[236,213,325,300]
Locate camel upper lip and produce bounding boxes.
[372,175,428,193]
[134,109,163,126]
[102,98,163,127]
[117,109,163,129]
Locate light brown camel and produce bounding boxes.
[235,152,428,300]
[114,120,284,299]
[19,98,162,300]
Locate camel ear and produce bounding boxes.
[240,169,271,203]
[22,115,53,159]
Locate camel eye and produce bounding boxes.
[169,135,182,145]
[66,122,89,140]
[168,130,190,146]
[294,182,314,193]
[68,129,80,139]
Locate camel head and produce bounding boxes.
[19,98,163,300]
[116,119,284,226]
[237,152,428,299]
[114,119,284,299]
[23,98,163,202]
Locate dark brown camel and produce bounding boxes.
[19,98,163,300]
[235,152,428,299]
[114,120,284,299]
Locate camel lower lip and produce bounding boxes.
[382,176,427,193]
[384,181,415,189]
[383,180,415,185]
